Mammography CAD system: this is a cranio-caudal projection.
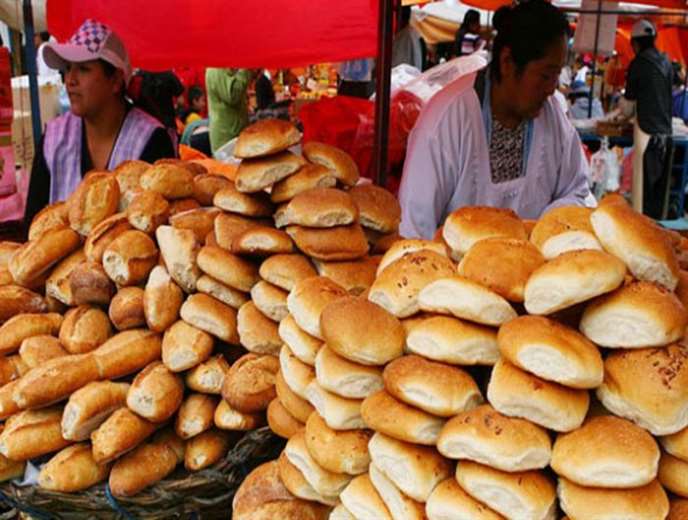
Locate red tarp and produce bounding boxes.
[463,0,688,10]
[47,0,379,70]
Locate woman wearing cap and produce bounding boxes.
[398,0,593,239]
[25,19,175,223]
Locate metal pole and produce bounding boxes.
[373,0,394,187]
[588,0,603,119]
[23,0,42,154]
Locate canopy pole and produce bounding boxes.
[373,0,394,187]
[588,0,603,119]
[23,0,42,154]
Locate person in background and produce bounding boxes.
[672,62,688,123]
[618,19,673,218]
[392,6,423,70]
[455,9,483,57]
[255,69,276,111]
[182,85,206,125]
[338,58,375,98]
[34,31,53,76]
[205,68,251,154]
[568,80,604,119]
[25,19,175,225]
[399,0,592,239]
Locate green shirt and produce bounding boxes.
[205,68,250,153]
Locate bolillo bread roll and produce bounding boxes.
[126,189,170,234]
[222,353,279,414]
[196,275,249,310]
[59,305,112,354]
[175,393,219,439]
[186,354,230,394]
[27,201,68,241]
[214,399,264,431]
[84,212,133,263]
[237,301,281,355]
[9,228,81,288]
[67,171,120,236]
[68,261,115,306]
[0,312,63,356]
[45,248,86,306]
[302,141,360,187]
[38,443,111,492]
[196,246,260,293]
[0,406,71,460]
[0,285,47,323]
[92,329,162,380]
[0,355,29,386]
[126,361,184,423]
[162,320,214,372]
[90,407,157,464]
[143,266,184,332]
[235,151,306,193]
[184,429,233,471]
[234,118,301,159]
[156,225,202,293]
[62,381,130,441]
[102,230,159,287]
[180,293,240,345]
[0,380,21,420]
[109,287,146,331]
[140,162,194,199]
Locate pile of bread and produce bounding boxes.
[0,118,402,499]
[233,198,688,520]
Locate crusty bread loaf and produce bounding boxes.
[278,314,322,366]
[140,162,194,199]
[0,406,70,460]
[0,354,31,384]
[84,212,133,263]
[213,213,263,250]
[368,250,456,318]
[143,266,183,332]
[276,188,358,229]
[0,380,20,420]
[305,412,371,475]
[92,329,162,380]
[669,500,688,520]
[38,443,111,492]
[126,190,170,234]
[305,380,365,430]
[114,159,149,208]
[302,142,360,187]
[213,182,274,217]
[340,473,392,520]
[222,353,279,414]
[0,285,47,323]
[280,344,316,399]
[271,163,336,203]
[192,173,232,206]
[275,370,315,423]
[368,464,426,520]
[250,280,288,322]
[236,151,306,193]
[156,225,202,293]
[232,226,294,256]
[196,246,259,292]
[661,425,688,462]
[184,428,232,471]
[186,354,229,394]
[498,315,604,389]
[426,477,503,520]
[180,293,240,344]
[175,393,218,439]
[91,407,157,464]
[168,197,201,216]
[530,206,601,259]
[68,261,115,306]
[14,353,100,409]
[278,451,338,506]
[45,248,86,305]
[237,301,281,355]
[287,276,348,339]
[267,398,304,440]
[313,257,378,297]
[376,239,448,277]
[349,185,400,235]
[234,118,301,159]
[9,227,81,286]
[127,361,184,423]
[102,230,158,286]
[0,447,25,483]
[61,381,130,441]
[214,399,264,430]
[28,201,69,241]
[438,404,551,472]
[0,312,63,355]
[162,320,214,372]
[286,224,370,261]
[315,345,383,399]
[19,335,66,368]
[67,171,120,236]
[196,275,249,310]
[487,359,590,433]
[59,305,113,354]
[658,452,688,498]
[259,253,316,292]
[109,287,145,331]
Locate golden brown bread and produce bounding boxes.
[275,188,359,229]
[231,226,294,256]
[168,197,201,216]
[45,248,86,305]
[62,381,130,441]
[109,287,146,331]
[258,253,316,292]
[271,163,337,203]
[38,443,111,492]
[214,399,264,431]
[184,429,233,471]
[234,118,301,159]
[302,142,360,187]
[0,380,20,420]
[235,151,306,193]
[68,261,115,306]
[140,162,195,199]
[0,355,29,386]
[155,225,202,293]
[237,301,281,355]
[67,171,120,236]
[175,393,219,439]
[349,184,401,234]
[267,398,304,439]
[213,183,274,217]
[169,207,222,243]
[92,329,162,380]
[162,320,214,372]
[213,213,262,250]
[9,227,81,287]
[286,224,369,261]
[313,257,378,296]
[196,275,249,310]
[18,335,67,368]
[192,173,232,206]
[102,230,158,286]
[126,361,184,423]
[126,189,170,233]
[185,354,230,394]
[28,202,69,241]
[180,293,240,344]
[0,406,71,460]
[222,353,280,414]
[84,212,132,263]
[196,246,260,292]
[143,266,183,332]
[114,160,150,209]
[59,305,112,354]
[275,370,315,423]
[0,285,47,323]
[91,407,157,464]
[0,312,63,356]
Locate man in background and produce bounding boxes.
[205,68,250,154]
[392,6,423,70]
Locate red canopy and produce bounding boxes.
[47,0,379,70]
[462,0,688,10]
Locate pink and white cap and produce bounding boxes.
[42,19,132,84]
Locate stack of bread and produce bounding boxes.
[234,198,688,520]
[0,118,405,504]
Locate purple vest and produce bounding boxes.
[44,107,163,203]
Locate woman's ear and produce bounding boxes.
[111,68,125,96]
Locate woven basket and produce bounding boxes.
[0,427,283,520]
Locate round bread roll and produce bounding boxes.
[126,361,184,423]
[270,163,336,204]
[259,253,316,292]
[38,443,111,492]
[304,412,371,475]
[237,301,281,355]
[437,404,551,472]
[368,464,426,520]
[69,261,116,306]
[143,266,183,332]
[140,162,194,199]
[660,452,688,498]
[278,452,337,506]
[426,478,504,520]
[213,213,264,250]
[457,238,545,303]
[114,159,149,197]
[341,474,392,520]
[285,430,352,497]
[234,118,301,159]
[180,293,239,344]
[196,246,259,293]
[315,345,384,399]
[580,281,687,348]
[596,345,688,435]
[669,499,688,520]
[368,432,452,503]
[383,355,482,417]
[126,190,170,234]
[45,248,86,306]
[661,425,688,462]
[213,183,274,217]
[84,212,133,263]
[186,354,229,395]
[196,275,248,310]
[162,320,214,372]
[67,171,120,236]
[530,206,601,259]
[406,314,499,366]
[557,478,669,520]
[278,314,322,366]
[418,276,517,327]
[523,249,626,315]
[591,201,680,290]
[368,250,456,318]
[361,390,446,445]
[169,207,221,243]
[275,370,315,423]
[280,344,316,399]
[28,201,69,241]
[235,151,305,193]
[286,276,348,339]
[191,173,232,206]
[487,359,590,433]
[250,280,288,322]
[304,380,365,430]
[214,399,263,431]
[232,226,294,256]
[267,398,304,439]
[551,416,659,488]
[313,257,378,296]
[102,230,158,286]
[348,184,400,234]
[442,206,527,260]
[498,315,604,389]
[302,142,359,187]
[9,227,81,287]
[320,296,404,366]
[275,188,358,229]
[109,287,145,331]
[286,223,370,262]
[376,239,448,278]
[222,353,279,414]
[59,305,112,354]
[456,461,555,520]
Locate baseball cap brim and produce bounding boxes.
[42,41,95,70]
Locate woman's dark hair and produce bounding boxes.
[463,9,480,29]
[188,85,204,104]
[632,35,655,53]
[490,0,570,82]
[99,59,126,98]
